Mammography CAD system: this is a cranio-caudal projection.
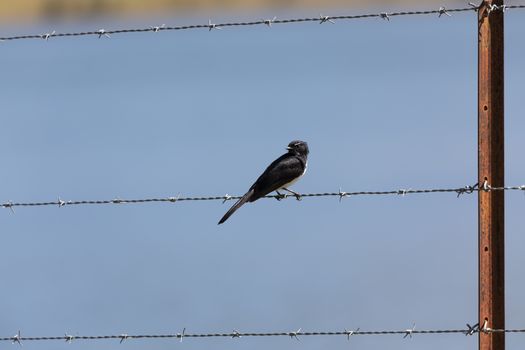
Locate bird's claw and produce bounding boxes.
[274,193,286,201]
[282,188,302,201]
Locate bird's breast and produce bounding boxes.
[279,161,307,189]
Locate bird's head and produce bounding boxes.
[286,140,309,156]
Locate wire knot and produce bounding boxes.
[456,182,479,197]
[380,12,390,21]
[231,330,242,338]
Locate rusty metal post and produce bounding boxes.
[478,1,505,350]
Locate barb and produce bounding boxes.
[97,29,110,39]
[438,7,452,17]
[465,323,479,336]
[178,328,185,343]
[289,328,301,341]
[150,24,166,32]
[64,333,75,343]
[119,334,129,343]
[262,16,277,27]
[207,19,221,31]
[4,200,15,214]
[319,14,335,24]
[11,330,22,346]
[2,326,525,343]
[2,5,524,42]
[40,30,55,40]
[3,183,524,211]
[403,323,416,338]
[468,2,479,11]
[344,327,360,340]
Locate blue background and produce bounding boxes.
[1,4,525,350]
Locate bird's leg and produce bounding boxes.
[274,190,286,201]
[282,187,302,201]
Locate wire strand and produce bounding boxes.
[2,183,524,211]
[1,5,524,42]
[3,326,525,344]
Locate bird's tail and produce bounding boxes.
[218,189,254,225]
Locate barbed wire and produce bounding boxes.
[2,182,524,212]
[1,4,523,42]
[3,323,525,345]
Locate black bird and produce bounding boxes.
[218,140,309,225]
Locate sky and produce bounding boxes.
[1,3,525,350]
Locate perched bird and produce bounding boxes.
[218,140,309,224]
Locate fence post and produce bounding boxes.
[478,1,505,350]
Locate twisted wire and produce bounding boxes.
[3,326,525,343]
[1,5,524,42]
[2,183,524,211]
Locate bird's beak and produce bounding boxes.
[286,146,292,150]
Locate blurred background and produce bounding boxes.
[1,1,525,350]
[1,0,442,23]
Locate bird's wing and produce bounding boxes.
[249,154,304,201]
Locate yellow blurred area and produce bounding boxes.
[0,0,439,23]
